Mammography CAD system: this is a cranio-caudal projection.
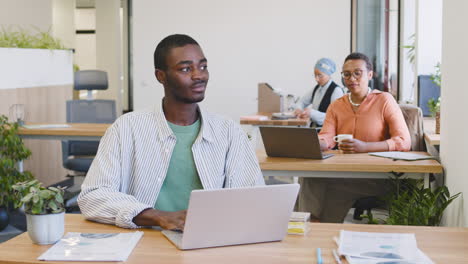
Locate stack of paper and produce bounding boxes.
[288,212,310,235]
[38,232,143,261]
[337,230,433,264]
[369,151,436,161]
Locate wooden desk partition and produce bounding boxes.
[0,214,467,263]
[258,83,283,113]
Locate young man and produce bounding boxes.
[78,34,264,230]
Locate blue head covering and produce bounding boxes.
[314,58,336,76]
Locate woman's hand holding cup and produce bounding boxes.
[333,134,354,153]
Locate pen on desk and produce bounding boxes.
[332,249,342,264]
[316,248,323,264]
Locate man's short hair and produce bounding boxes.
[344,52,373,72]
[153,34,199,70]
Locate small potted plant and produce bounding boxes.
[12,180,66,244]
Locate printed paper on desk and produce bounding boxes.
[345,249,434,264]
[338,230,418,261]
[37,232,143,261]
[368,151,436,161]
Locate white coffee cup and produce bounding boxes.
[333,134,353,143]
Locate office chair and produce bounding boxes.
[60,70,117,210]
[348,104,426,222]
[418,75,440,117]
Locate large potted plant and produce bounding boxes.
[362,176,460,226]
[0,115,33,231]
[12,179,65,244]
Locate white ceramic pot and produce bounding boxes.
[26,212,65,245]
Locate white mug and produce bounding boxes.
[333,134,353,143]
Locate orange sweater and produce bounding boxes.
[319,90,411,151]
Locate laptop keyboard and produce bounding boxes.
[162,230,183,248]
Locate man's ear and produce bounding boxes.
[155,69,166,85]
[368,70,373,79]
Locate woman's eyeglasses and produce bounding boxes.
[341,70,366,80]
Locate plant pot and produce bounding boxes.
[0,207,9,231]
[26,212,64,245]
[435,111,440,134]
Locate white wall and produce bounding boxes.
[0,0,52,32]
[52,0,75,49]
[74,8,96,70]
[441,0,468,227]
[132,0,351,121]
[417,0,442,75]
[96,0,123,115]
[399,0,416,103]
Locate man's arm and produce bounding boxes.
[224,121,265,187]
[77,124,154,229]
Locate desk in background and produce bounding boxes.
[0,214,466,264]
[18,123,110,141]
[423,117,440,146]
[241,112,309,150]
[240,112,309,127]
[257,150,443,187]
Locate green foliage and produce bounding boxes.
[0,26,66,50]
[427,97,441,117]
[430,62,441,88]
[363,175,460,226]
[12,180,65,215]
[402,34,416,66]
[359,211,380,225]
[0,115,33,209]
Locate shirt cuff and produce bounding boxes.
[116,203,153,229]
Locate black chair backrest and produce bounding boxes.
[65,100,116,156]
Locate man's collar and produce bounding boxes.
[153,102,214,142]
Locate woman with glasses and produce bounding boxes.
[293,58,344,126]
[298,52,411,223]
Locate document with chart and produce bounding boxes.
[38,232,143,261]
[338,230,433,263]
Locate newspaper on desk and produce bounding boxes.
[338,230,433,264]
[37,231,143,261]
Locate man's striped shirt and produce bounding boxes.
[77,104,265,228]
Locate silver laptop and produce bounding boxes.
[162,184,300,250]
[260,126,333,159]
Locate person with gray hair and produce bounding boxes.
[294,58,344,126]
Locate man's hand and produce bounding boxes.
[133,208,187,230]
[156,210,187,230]
[338,138,368,153]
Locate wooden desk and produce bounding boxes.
[18,123,110,141]
[258,150,443,187]
[423,117,440,146]
[425,133,440,146]
[240,112,309,126]
[0,214,467,264]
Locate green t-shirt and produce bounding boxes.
[154,119,203,212]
